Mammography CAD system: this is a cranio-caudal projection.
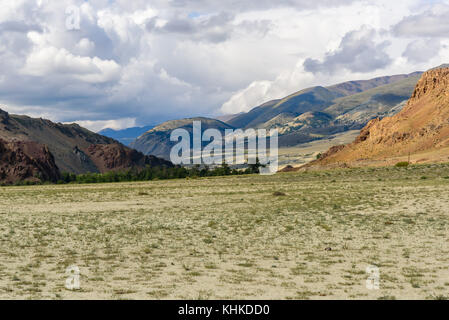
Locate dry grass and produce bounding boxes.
[0,163,449,300]
[278,130,359,169]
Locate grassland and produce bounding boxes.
[278,130,360,168]
[0,164,449,300]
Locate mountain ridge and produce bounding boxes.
[130,117,235,160]
[129,71,426,160]
[0,108,172,175]
[227,72,422,130]
[99,126,155,146]
[310,67,449,167]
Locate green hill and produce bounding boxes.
[226,72,422,147]
[130,117,235,160]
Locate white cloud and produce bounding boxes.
[220,1,421,114]
[0,0,448,127]
[221,80,273,114]
[304,26,393,74]
[393,4,449,38]
[75,38,95,55]
[22,43,121,83]
[402,39,443,63]
[68,118,137,132]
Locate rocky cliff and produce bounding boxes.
[0,108,173,175]
[86,143,173,173]
[0,139,61,184]
[313,67,449,166]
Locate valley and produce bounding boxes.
[127,71,423,161]
[278,130,360,169]
[2,0,448,304]
[1,164,448,299]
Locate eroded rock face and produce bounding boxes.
[0,108,174,175]
[408,68,449,104]
[0,139,61,184]
[315,67,449,166]
[85,143,173,173]
[0,109,9,124]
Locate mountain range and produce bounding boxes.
[99,126,154,145]
[0,108,172,184]
[129,70,425,159]
[309,67,449,167]
[2,64,448,184]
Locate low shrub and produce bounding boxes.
[395,161,410,168]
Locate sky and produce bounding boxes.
[0,0,449,131]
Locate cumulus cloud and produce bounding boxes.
[147,12,236,43]
[303,26,393,74]
[23,46,121,83]
[402,39,443,63]
[221,61,317,114]
[168,0,358,12]
[0,21,42,34]
[0,0,447,128]
[145,12,274,44]
[22,32,121,83]
[393,5,449,38]
[221,80,273,114]
[75,38,95,55]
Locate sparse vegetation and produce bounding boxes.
[395,161,410,168]
[1,163,449,299]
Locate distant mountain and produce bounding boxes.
[99,126,154,145]
[312,67,449,167]
[129,71,425,161]
[216,112,245,124]
[228,72,422,130]
[228,87,341,130]
[225,72,423,148]
[130,117,235,160]
[0,108,172,175]
[325,74,422,124]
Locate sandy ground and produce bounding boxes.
[0,164,448,300]
[278,130,360,169]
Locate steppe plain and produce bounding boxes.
[1,164,448,299]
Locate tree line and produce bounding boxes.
[58,160,263,185]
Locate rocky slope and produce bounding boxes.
[129,71,424,160]
[0,138,61,184]
[0,108,172,174]
[228,72,422,130]
[86,143,172,173]
[226,72,422,148]
[312,67,449,167]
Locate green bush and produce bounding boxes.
[395,162,410,168]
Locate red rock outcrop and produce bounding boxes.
[1,108,174,176]
[0,139,61,184]
[314,67,449,166]
[86,143,173,173]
